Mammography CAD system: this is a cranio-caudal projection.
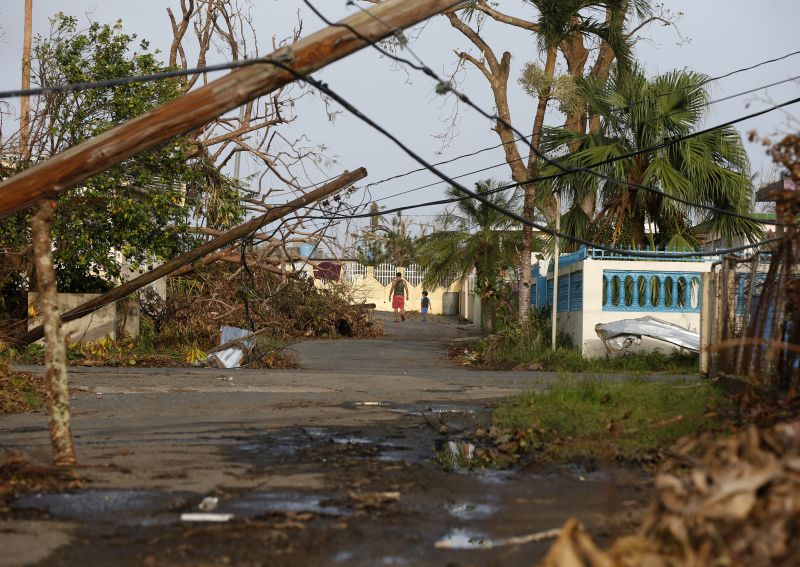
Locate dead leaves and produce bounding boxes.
[539,421,800,567]
[0,451,85,508]
[641,422,800,566]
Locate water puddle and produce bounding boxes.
[218,492,346,517]
[333,551,354,563]
[434,527,560,550]
[446,502,497,520]
[340,401,393,411]
[303,427,329,438]
[236,433,309,458]
[434,528,495,550]
[474,469,517,484]
[330,436,372,445]
[12,489,185,523]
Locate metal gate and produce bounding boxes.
[708,245,800,391]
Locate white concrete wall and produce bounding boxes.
[577,258,713,357]
[311,264,461,315]
[28,293,139,344]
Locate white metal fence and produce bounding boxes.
[404,263,425,287]
[371,262,429,287]
[374,263,396,286]
[342,261,367,283]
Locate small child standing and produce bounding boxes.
[420,291,430,321]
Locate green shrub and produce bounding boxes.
[474,309,698,374]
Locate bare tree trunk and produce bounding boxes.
[30,199,76,467]
[19,0,33,157]
[519,47,558,320]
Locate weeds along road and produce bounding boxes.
[2,313,653,566]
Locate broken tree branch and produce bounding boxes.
[14,168,366,347]
[0,0,455,218]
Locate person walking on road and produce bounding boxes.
[421,291,430,322]
[389,272,410,322]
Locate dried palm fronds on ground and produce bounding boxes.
[0,451,85,511]
[0,351,46,414]
[540,421,800,567]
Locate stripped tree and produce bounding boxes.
[441,1,680,318]
[30,199,76,466]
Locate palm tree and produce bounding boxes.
[417,180,522,332]
[538,63,762,250]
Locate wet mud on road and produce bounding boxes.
[2,314,651,566]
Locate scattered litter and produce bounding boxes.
[198,496,219,511]
[438,441,476,469]
[207,326,256,369]
[357,401,389,407]
[435,527,560,550]
[75,385,90,392]
[180,512,233,522]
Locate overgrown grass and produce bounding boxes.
[493,377,727,462]
[473,310,698,374]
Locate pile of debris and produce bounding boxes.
[540,421,800,566]
[145,266,383,351]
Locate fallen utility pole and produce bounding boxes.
[0,0,456,218]
[15,168,366,347]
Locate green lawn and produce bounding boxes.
[493,377,727,462]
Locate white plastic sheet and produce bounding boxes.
[595,316,700,353]
[206,326,256,368]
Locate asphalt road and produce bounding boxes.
[1,313,654,566]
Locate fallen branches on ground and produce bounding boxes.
[0,350,46,414]
[539,421,800,566]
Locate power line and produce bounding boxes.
[0,3,788,248]
[308,0,794,229]
[338,1,800,189]
[0,58,276,99]
[262,54,784,259]
[372,73,800,204]
[2,3,794,216]
[371,92,800,228]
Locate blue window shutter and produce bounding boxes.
[569,271,583,311]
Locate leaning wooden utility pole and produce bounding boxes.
[18,0,33,157]
[0,0,456,218]
[16,168,366,347]
[30,199,77,466]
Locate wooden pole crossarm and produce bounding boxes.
[0,0,456,218]
[14,168,366,347]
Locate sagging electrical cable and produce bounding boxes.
[257,55,786,259]
[307,0,795,228]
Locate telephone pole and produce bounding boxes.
[19,0,33,157]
